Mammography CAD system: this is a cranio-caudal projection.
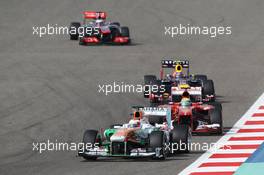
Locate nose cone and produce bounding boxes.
[110,135,125,142]
[110,129,128,142]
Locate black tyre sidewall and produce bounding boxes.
[69,22,81,40]
[209,106,223,134]
[203,79,215,101]
[82,129,98,160]
[120,26,130,37]
[144,75,157,98]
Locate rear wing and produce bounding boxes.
[141,107,172,129]
[171,87,202,102]
[83,11,107,19]
[161,60,189,68]
[171,87,202,95]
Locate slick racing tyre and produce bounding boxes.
[69,22,81,40]
[203,79,215,101]
[149,115,165,125]
[79,38,86,45]
[144,75,157,98]
[111,22,120,26]
[195,74,207,83]
[170,124,190,153]
[121,26,130,37]
[209,104,223,135]
[207,101,222,111]
[82,129,98,160]
[149,131,166,159]
[110,27,119,41]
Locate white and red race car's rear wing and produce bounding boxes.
[83,11,107,19]
[171,87,202,96]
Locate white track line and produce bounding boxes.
[240,125,264,129]
[220,140,263,145]
[191,167,239,172]
[204,158,247,163]
[228,132,264,137]
[245,117,264,121]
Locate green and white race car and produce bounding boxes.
[78,107,190,160]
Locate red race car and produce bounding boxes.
[160,91,223,135]
[69,11,130,45]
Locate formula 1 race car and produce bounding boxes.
[143,59,215,105]
[69,11,130,45]
[78,107,190,160]
[159,91,223,135]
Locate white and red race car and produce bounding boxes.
[69,11,130,45]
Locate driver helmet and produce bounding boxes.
[172,71,183,79]
[133,111,142,120]
[95,19,104,26]
[181,91,191,107]
[127,111,142,127]
[128,119,140,128]
[180,98,191,107]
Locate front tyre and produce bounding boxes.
[79,37,86,45]
[210,104,223,135]
[69,22,81,40]
[203,80,215,101]
[120,26,130,37]
[82,129,98,160]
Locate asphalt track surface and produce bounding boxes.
[0,0,264,175]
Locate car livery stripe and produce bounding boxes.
[179,92,264,175]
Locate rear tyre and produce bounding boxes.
[170,125,190,153]
[210,105,223,135]
[195,74,207,82]
[203,80,215,101]
[144,75,157,98]
[111,22,120,26]
[207,101,222,111]
[82,129,98,160]
[69,22,81,40]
